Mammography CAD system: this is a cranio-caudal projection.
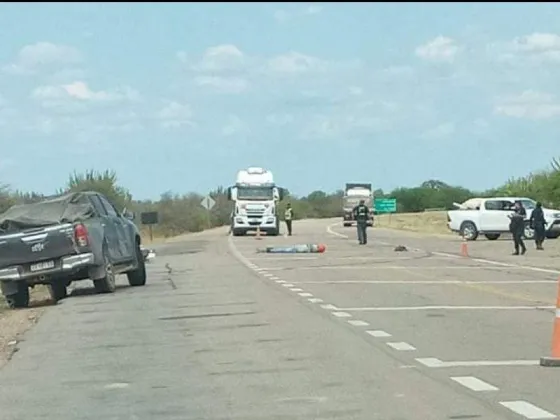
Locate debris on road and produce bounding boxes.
[257,244,326,254]
[394,245,408,252]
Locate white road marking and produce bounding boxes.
[262,273,274,277]
[298,292,313,297]
[275,280,286,283]
[387,342,416,351]
[366,330,392,338]
[332,311,352,318]
[499,401,557,419]
[336,305,555,312]
[451,376,498,392]
[269,276,280,280]
[326,223,349,239]
[320,304,338,310]
[282,283,294,288]
[289,288,304,292]
[348,320,369,327]
[295,279,555,284]
[308,298,323,303]
[251,257,318,260]
[416,357,540,368]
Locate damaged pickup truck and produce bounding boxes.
[0,191,147,309]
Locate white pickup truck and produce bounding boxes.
[447,197,560,241]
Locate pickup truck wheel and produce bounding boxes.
[48,281,68,302]
[6,282,30,309]
[484,234,501,240]
[523,223,535,240]
[127,244,147,287]
[460,221,478,241]
[546,232,560,239]
[93,253,117,294]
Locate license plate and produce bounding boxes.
[30,260,55,272]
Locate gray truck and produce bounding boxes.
[342,183,374,227]
[0,191,147,309]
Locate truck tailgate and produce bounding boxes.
[0,224,77,269]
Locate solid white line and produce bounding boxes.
[451,376,498,392]
[326,223,349,239]
[250,256,318,260]
[499,401,557,419]
[387,342,416,351]
[308,298,323,303]
[298,292,313,297]
[348,320,369,327]
[366,330,392,338]
[295,280,555,284]
[290,288,304,292]
[336,305,555,312]
[332,311,352,318]
[320,304,338,310]
[415,357,540,368]
[282,283,294,288]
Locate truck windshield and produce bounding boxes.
[237,187,274,200]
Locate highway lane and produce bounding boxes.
[231,219,560,420]
[0,220,558,419]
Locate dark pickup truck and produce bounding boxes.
[0,191,147,309]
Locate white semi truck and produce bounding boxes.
[227,167,286,237]
[342,183,374,227]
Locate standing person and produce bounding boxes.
[529,201,547,250]
[509,200,527,255]
[284,203,293,236]
[352,199,370,245]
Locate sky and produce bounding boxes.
[1,2,560,200]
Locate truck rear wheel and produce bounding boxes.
[127,243,147,287]
[94,251,117,294]
[48,280,68,302]
[6,282,30,309]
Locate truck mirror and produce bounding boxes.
[227,187,232,201]
[227,187,237,201]
[278,188,285,201]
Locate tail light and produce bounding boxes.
[74,223,89,247]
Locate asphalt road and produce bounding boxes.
[1,219,559,419]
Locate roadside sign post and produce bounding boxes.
[200,195,216,229]
[140,211,159,242]
[374,198,397,226]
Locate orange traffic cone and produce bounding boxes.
[255,226,262,240]
[460,236,469,257]
[540,275,560,367]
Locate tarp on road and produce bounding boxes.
[0,193,95,232]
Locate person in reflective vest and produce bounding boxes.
[352,199,370,245]
[284,203,293,236]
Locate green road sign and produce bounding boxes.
[374,198,397,213]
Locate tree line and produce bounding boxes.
[1,159,559,238]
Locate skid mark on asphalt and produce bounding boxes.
[228,231,559,420]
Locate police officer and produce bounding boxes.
[352,199,370,245]
[509,200,527,255]
[529,201,546,250]
[284,203,293,236]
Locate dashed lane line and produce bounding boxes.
[289,288,304,292]
[332,311,352,318]
[387,342,416,351]
[499,401,557,419]
[366,330,392,338]
[308,298,323,303]
[298,292,313,297]
[451,376,498,392]
[348,320,369,327]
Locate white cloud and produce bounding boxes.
[348,86,363,96]
[267,51,327,74]
[157,101,194,129]
[32,81,140,108]
[421,122,456,140]
[507,33,560,62]
[194,76,248,94]
[494,90,560,120]
[274,4,323,23]
[266,114,295,125]
[221,115,249,137]
[3,42,83,75]
[186,44,245,72]
[415,36,459,63]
